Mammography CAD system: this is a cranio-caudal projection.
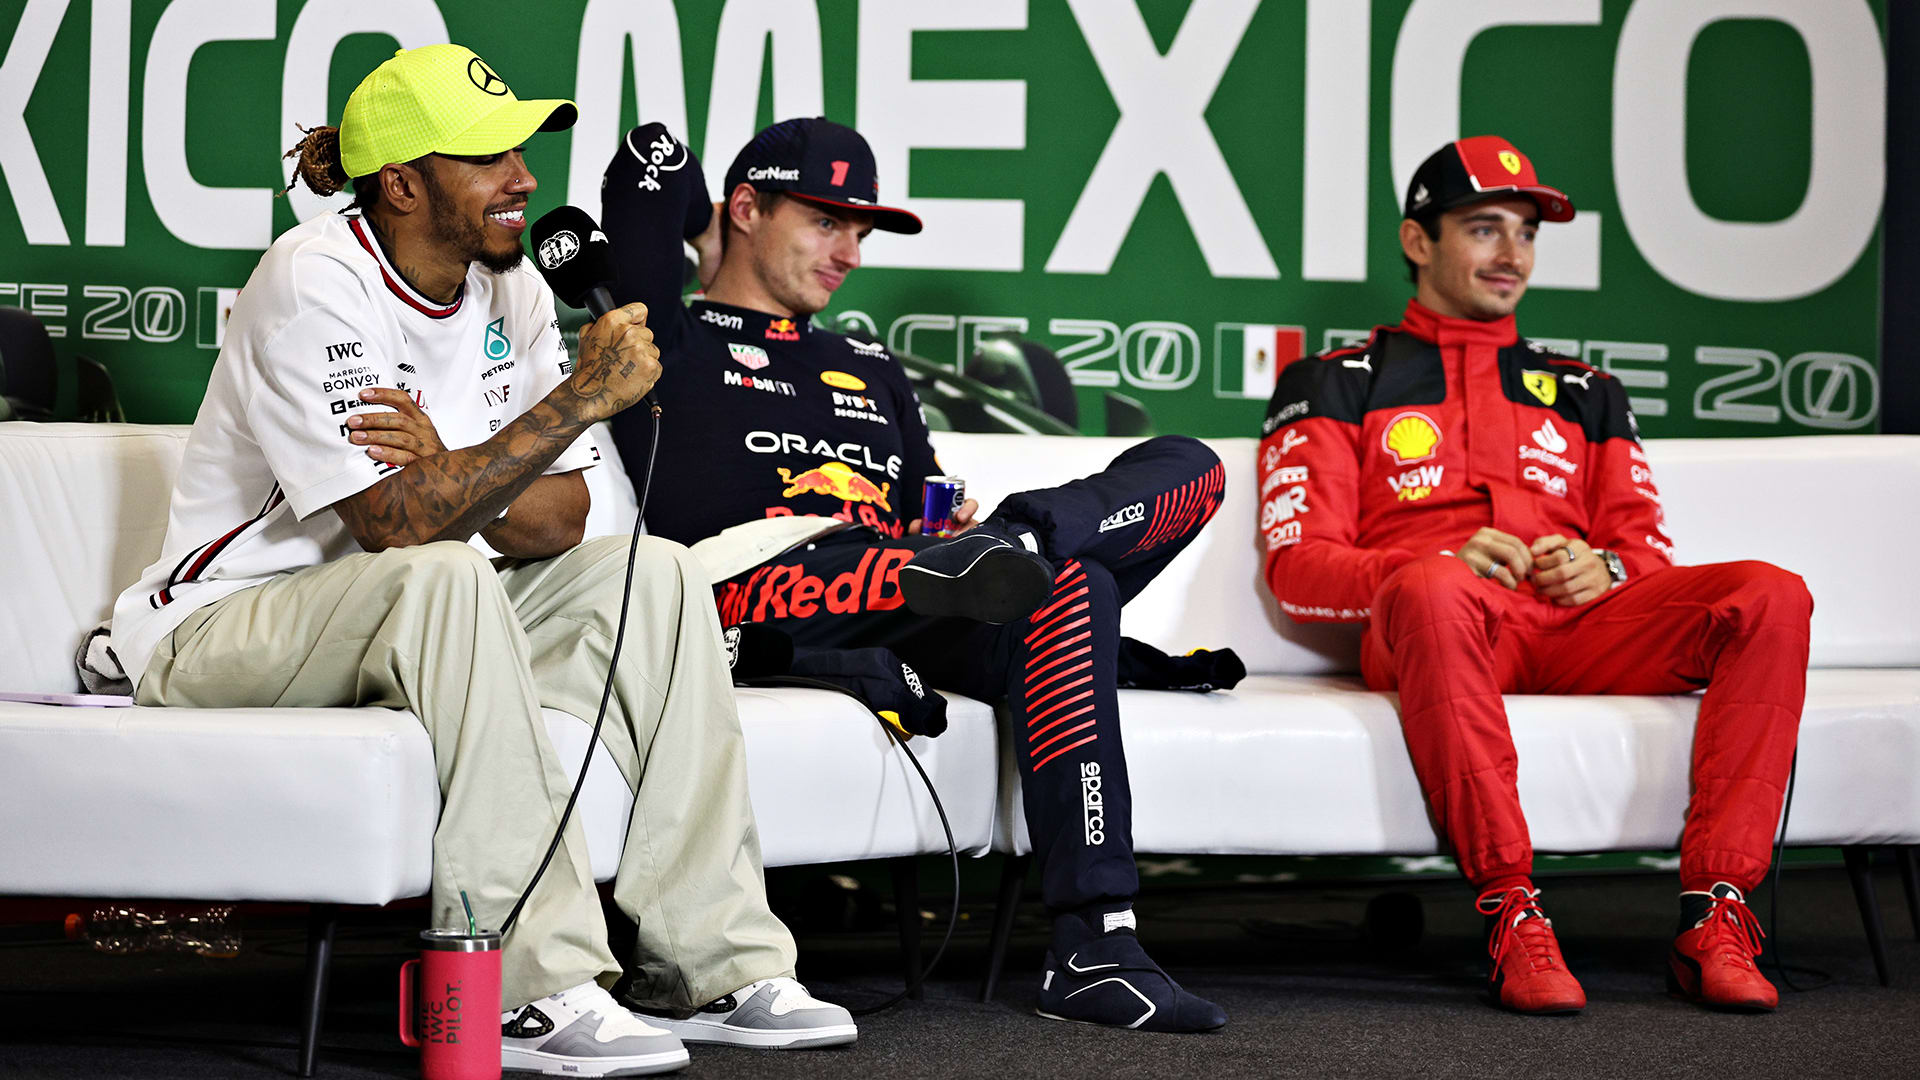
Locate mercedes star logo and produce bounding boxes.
[468,58,507,96]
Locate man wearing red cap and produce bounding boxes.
[1257,135,1812,1014]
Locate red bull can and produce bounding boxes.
[921,476,966,538]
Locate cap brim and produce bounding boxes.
[788,193,923,235]
[1442,184,1575,223]
[440,98,578,157]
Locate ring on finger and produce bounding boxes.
[1478,558,1502,579]
[1564,548,1576,566]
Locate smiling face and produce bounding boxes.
[1402,195,1540,321]
[418,148,535,274]
[730,191,873,317]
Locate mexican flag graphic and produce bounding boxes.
[1215,324,1305,399]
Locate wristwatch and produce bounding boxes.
[1596,548,1626,587]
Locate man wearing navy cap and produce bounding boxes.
[1256,135,1812,1014]
[602,118,1233,1034]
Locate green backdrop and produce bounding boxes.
[1,0,1887,436]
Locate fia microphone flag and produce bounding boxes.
[530,205,617,316]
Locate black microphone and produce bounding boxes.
[529,205,659,412]
[531,205,616,314]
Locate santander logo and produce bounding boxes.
[1532,417,1568,454]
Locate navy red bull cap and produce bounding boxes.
[724,117,923,235]
[1404,135,1574,223]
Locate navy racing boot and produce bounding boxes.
[897,528,1053,625]
[1035,912,1226,1033]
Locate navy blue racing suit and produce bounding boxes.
[601,123,1224,911]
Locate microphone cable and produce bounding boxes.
[488,375,961,1010]
[739,673,962,1016]
[1760,751,1833,991]
[501,401,661,937]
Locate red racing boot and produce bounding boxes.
[1476,886,1587,1014]
[1669,883,1778,1011]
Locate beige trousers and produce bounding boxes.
[137,536,796,1009]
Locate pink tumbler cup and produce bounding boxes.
[399,928,502,1080]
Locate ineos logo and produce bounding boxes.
[468,58,507,96]
[537,230,579,270]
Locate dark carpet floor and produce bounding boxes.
[3,863,1917,1079]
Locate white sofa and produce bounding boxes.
[3,423,1918,1058]
[0,423,1000,902]
[954,433,1920,859]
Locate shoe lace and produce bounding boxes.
[1476,886,1563,977]
[1698,894,1766,969]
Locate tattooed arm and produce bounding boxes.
[331,302,660,552]
[480,471,589,558]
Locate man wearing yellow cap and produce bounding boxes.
[110,45,853,1076]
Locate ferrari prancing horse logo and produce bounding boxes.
[1498,150,1522,175]
[1522,370,1557,406]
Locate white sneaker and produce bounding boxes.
[501,981,690,1076]
[644,977,857,1049]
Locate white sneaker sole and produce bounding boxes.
[501,1043,690,1076]
[648,1015,858,1050]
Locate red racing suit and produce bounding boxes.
[1258,299,1810,894]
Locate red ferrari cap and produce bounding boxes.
[1404,135,1574,223]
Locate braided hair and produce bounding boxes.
[282,124,380,212]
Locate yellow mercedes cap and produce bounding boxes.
[339,44,576,179]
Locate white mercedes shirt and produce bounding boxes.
[111,213,597,686]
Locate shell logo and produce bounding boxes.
[820,370,867,391]
[1499,150,1522,175]
[1381,411,1441,465]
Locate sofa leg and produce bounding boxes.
[889,856,923,1000]
[978,854,1030,1003]
[1898,846,1920,942]
[1841,846,1891,986]
[299,903,338,1078]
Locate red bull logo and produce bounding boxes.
[777,460,891,511]
[717,547,912,625]
[765,318,801,342]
